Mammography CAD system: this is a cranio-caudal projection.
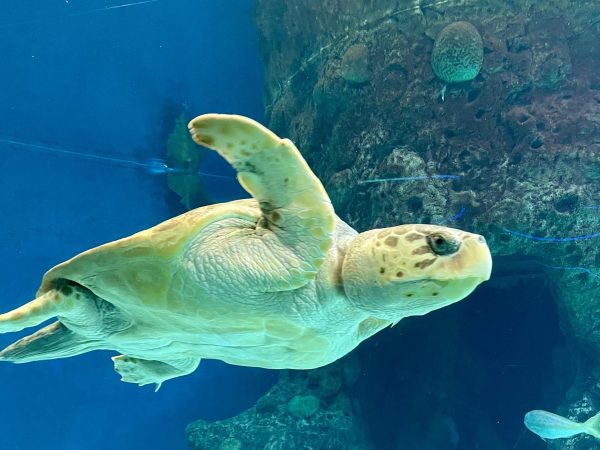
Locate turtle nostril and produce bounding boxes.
[477,236,486,244]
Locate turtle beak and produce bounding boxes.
[465,234,493,282]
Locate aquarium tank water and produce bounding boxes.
[0,1,599,450]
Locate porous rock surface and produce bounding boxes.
[186,356,373,449]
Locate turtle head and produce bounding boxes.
[341,224,492,321]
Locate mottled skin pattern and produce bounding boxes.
[0,114,492,389]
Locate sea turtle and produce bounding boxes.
[0,114,492,389]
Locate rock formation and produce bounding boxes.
[187,355,373,449]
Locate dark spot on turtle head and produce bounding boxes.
[412,246,432,255]
[406,293,414,297]
[379,267,385,274]
[415,258,436,269]
[396,271,403,277]
[405,233,423,242]
[384,236,398,247]
[379,229,392,238]
[432,292,439,296]
[284,177,289,183]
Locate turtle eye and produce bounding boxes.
[427,233,460,256]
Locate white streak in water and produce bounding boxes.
[0,137,233,180]
[0,0,163,29]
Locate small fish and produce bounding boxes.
[524,409,600,440]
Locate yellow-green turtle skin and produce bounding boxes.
[0,114,492,388]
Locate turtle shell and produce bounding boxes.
[37,199,260,311]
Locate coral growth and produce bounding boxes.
[431,21,483,83]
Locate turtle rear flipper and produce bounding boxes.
[0,282,130,363]
[0,288,74,333]
[0,321,101,363]
[0,281,130,334]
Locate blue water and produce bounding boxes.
[0,1,277,449]
[3,2,596,450]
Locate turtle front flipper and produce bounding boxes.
[188,114,335,287]
[0,321,101,363]
[112,355,201,391]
